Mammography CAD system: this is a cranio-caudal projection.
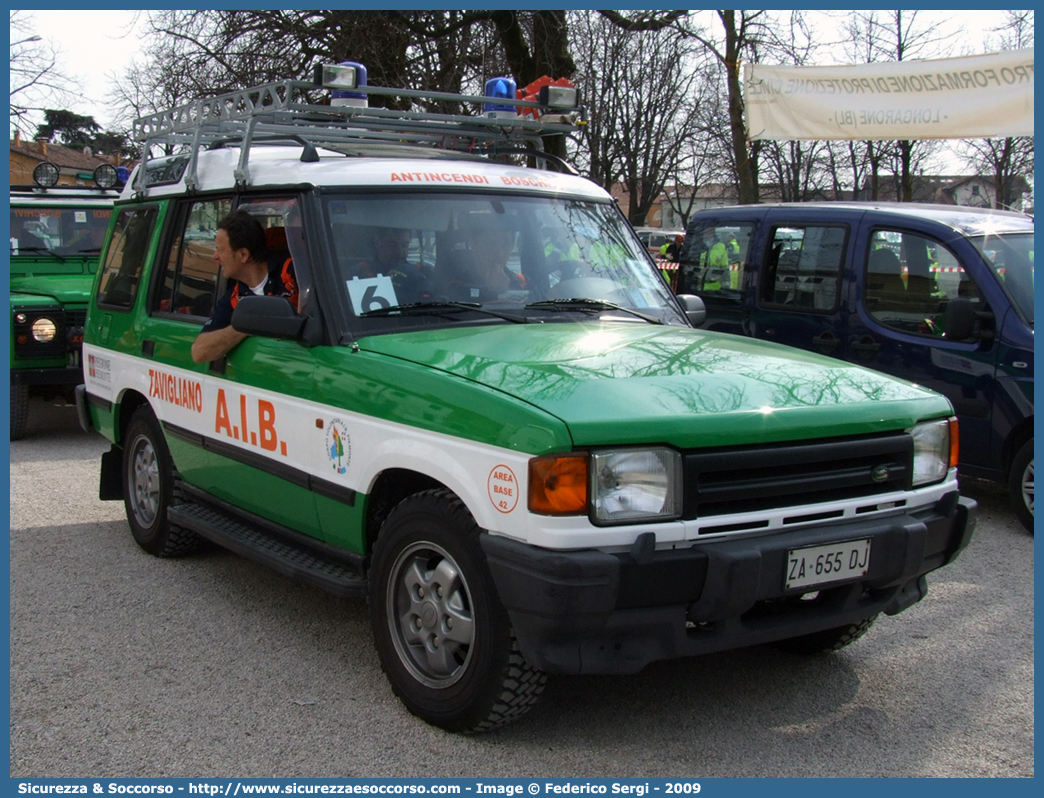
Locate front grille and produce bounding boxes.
[12,307,67,359]
[683,433,912,521]
[65,309,87,348]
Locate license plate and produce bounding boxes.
[785,538,871,591]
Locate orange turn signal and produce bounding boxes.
[529,454,588,515]
[948,417,959,469]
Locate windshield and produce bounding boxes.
[10,204,112,258]
[970,232,1034,324]
[322,192,686,333]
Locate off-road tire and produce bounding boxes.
[369,488,546,733]
[771,614,879,655]
[1009,439,1034,534]
[122,406,202,557]
[11,382,29,441]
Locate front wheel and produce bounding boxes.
[369,489,545,733]
[771,614,878,655]
[122,406,202,557]
[1009,439,1034,534]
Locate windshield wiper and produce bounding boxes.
[525,298,665,325]
[13,246,65,261]
[361,301,530,324]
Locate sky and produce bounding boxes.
[19,9,145,131]
[11,8,1026,172]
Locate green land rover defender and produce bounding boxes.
[11,167,120,438]
[78,67,976,732]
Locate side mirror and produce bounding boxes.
[676,294,706,327]
[943,297,977,341]
[232,294,306,340]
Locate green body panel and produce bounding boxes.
[315,491,369,553]
[201,336,322,536]
[309,346,573,455]
[11,272,95,303]
[359,323,954,449]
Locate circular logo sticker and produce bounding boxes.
[488,465,519,514]
[325,418,351,475]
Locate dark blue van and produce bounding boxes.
[678,203,1034,531]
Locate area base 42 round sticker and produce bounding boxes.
[488,465,519,513]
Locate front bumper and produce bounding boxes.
[481,492,975,675]
[11,365,83,387]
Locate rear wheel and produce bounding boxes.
[10,382,29,440]
[122,406,202,557]
[771,615,878,655]
[369,489,546,732]
[1009,439,1033,534]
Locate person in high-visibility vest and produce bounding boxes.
[726,233,740,257]
[698,228,729,290]
[544,228,580,264]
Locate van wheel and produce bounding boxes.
[1009,439,1034,534]
[122,407,202,557]
[11,383,29,441]
[771,615,878,655]
[369,489,546,733]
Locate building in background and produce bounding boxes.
[10,132,124,186]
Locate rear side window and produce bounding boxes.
[95,207,159,309]
[864,229,983,337]
[759,225,846,312]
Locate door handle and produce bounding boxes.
[851,335,881,357]
[812,331,840,352]
[141,339,155,358]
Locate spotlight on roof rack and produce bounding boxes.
[314,61,368,108]
[539,82,580,111]
[483,77,518,119]
[517,76,581,121]
[93,163,120,189]
[32,161,60,188]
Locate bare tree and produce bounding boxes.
[760,139,833,201]
[569,12,706,224]
[843,11,954,201]
[9,11,80,136]
[674,11,817,205]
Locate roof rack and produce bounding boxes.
[131,78,587,196]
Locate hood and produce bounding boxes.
[360,322,953,449]
[10,275,95,306]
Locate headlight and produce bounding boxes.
[590,447,682,525]
[31,317,58,343]
[911,418,958,486]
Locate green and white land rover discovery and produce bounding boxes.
[78,67,976,733]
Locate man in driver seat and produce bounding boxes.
[441,224,526,302]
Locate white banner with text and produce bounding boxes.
[744,48,1034,140]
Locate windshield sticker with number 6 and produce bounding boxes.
[347,275,399,315]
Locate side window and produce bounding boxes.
[154,199,232,319]
[237,197,309,312]
[677,222,754,300]
[864,229,982,337]
[95,207,159,309]
[759,225,846,312]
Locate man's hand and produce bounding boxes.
[191,326,249,363]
